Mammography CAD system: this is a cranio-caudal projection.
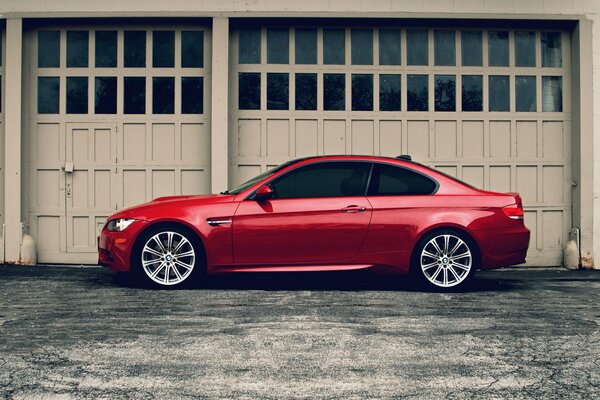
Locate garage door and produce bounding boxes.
[230,24,570,266]
[27,24,211,264]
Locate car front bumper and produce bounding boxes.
[98,219,149,272]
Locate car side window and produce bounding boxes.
[270,162,371,199]
[368,163,436,195]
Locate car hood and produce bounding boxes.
[109,194,235,220]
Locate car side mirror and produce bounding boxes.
[255,185,273,202]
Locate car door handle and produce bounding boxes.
[341,205,366,213]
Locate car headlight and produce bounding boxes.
[106,218,137,232]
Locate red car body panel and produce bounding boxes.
[98,155,530,275]
[232,196,372,264]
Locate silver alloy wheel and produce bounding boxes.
[420,234,472,288]
[141,231,195,286]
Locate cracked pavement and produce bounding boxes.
[1,265,599,399]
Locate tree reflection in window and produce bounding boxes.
[407,74,428,111]
[239,73,261,110]
[267,73,289,110]
[379,74,400,111]
[324,74,345,111]
[461,75,482,112]
[435,75,455,111]
[352,74,373,111]
[295,73,317,110]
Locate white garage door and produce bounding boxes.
[27,24,211,264]
[230,24,570,266]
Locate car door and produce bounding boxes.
[232,161,373,264]
[362,162,438,256]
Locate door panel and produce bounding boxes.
[29,122,67,260]
[233,197,372,264]
[65,123,118,254]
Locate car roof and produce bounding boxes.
[284,154,416,166]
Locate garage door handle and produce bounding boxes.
[341,205,366,213]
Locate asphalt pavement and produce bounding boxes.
[1,265,599,399]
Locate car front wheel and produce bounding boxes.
[135,227,201,288]
[414,230,476,290]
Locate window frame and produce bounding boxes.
[366,162,439,197]
[245,160,440,200]
[246,160,373,200]
[263,161,373,200]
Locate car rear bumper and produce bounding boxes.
[98,220,148,272]
[477,224,530,270]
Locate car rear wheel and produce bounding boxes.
[135,227,201,288]
[414,230,476,290]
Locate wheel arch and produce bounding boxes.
[130,219,208,273]
[410,224,482,271]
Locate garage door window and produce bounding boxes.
[295,73,317,110]
[66,77,88,114]
[379,29,401,65]
[461,75,482,112]
[515,31,536,67]
[323,29,345,65]
[123,77,145,114]
[239,72,261,110]
[435,75,456,112]
[239,28,261,64]
[488,31,509,67]
[352,74,373,111]
[124,31,146,67]
[324,73,345,111]
[67,31,88,68]
[38,77,60,114]
[36,28,207,115]
[38,30,60,68]
[406,29,428,65]
[542,32,562,67]
[407,74,428,111]
[489,75,510,112]
[95,31,117,68]
[295,29,317,64]
[153,31,175,68]
[182,77,204,114]
[379,74,401,111]
[461,30,482,66]
[235,27,565,114]
[267,73,289,110]
[434,30,455,66]
[516,76,536,112]
[542,76,562,112]
[351,29,373,65]
[95,77,117,114]
[267,28,289,64]
[182,31,204,68]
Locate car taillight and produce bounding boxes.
[502,203,524,220]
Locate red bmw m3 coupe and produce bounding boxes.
[98,155,530,290]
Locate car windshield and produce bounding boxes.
[226,159,302,194]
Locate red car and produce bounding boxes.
[98,155,530,290]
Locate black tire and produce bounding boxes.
[411,229,477,291]
[132,225,204,289]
